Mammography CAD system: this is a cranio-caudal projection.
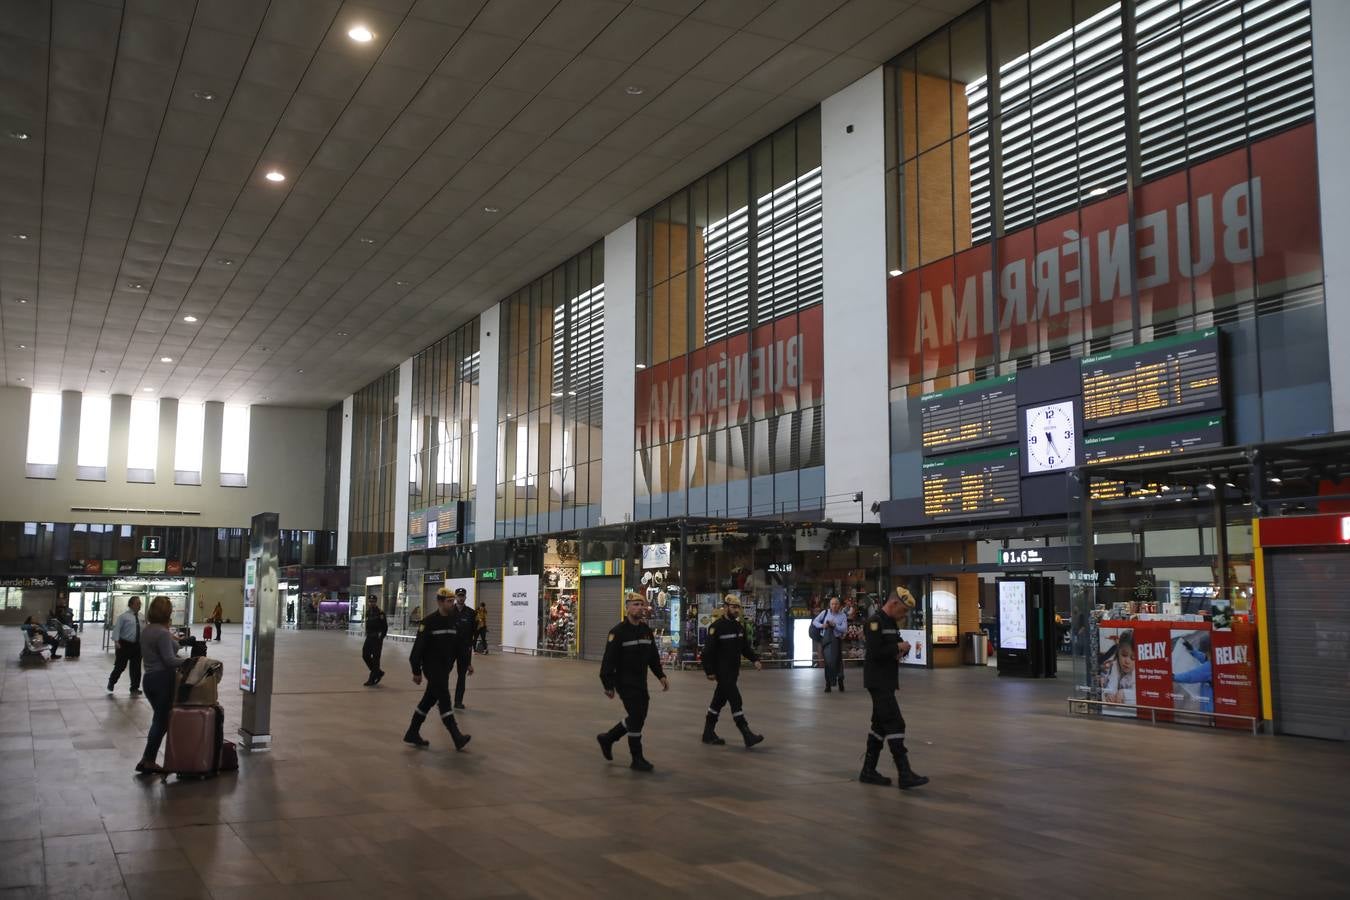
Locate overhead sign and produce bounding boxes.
[579,561,606,577]
[141,535,162,554]
[1081,329,1221,428]
[998,546,1073,567]
[920,374,1018,456]
[477,568,500,582]
[1082,415,1225,467]
[921,447,1020,521]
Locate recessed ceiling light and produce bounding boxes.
[482,206,499,213]
[13,233,28,240]
[217,257,234,265]
[624,85,644,95]
[296,368,304,374]
[17,344,26,350]
[264,170,286,183]
[191,90,216,101]
[336,331,349,337]
[16,297,29,303]
[260,396,270,401]
[183,315,198,323]
[9,130,30,141]
[17,377,25,382]
[635,363,646,370]
[888,269,902,277]
[395,280,409,287]
[128,281,145,290]
[142,387,154,393]
[160,356,173,363]
[348,25,374,43]
[567,391,576,397]
[358,236,375,244]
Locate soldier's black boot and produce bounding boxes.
[628,736,654,772]
[889,738,928,789]
[734,715,764,748]
[702,714,725,745]
[597,723,625,760]
[403,710,430,747]
[443,711,471,751]
[859,734,891,786]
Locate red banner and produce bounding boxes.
[890,123,1324,383]
[635,303,823,448]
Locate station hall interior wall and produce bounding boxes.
[0,386,329,530]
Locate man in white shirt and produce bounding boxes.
[107,596,143,696]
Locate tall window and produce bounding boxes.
[175,402,205,484]
[408,319,480,545]
[350,369,399,557]
[127,398,159,481]
[25,392,61,478]
[220,405,250,486]
[77,395,111,480]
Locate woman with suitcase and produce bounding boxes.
[136,596,180,775]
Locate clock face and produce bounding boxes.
[1024,401,1078,474]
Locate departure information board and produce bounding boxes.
[919,374,1019,455]
[1081,415,1225,467]
[1081,329,1221,427]
[922,447,1021,521]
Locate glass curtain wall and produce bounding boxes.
[348,367,400,558]
[409,319,481,543]
[885,0,1325,493]
[495,244,605,538]
[635,109,824,522]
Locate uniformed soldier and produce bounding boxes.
[859,588,928,789]
[701,594,765,748]
[596,592,669,772]
[450,587,477,709]
[361,597,387,687]
[404,587,471,751]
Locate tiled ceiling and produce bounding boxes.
[0,0,972,408]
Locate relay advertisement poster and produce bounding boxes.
[1097,620,1257,727]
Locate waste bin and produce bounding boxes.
[964,631,988,665]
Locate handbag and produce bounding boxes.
[807,614,823,642]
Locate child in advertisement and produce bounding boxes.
[1098,628,1136,716]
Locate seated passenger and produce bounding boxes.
[21,617,60,659]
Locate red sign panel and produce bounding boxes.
[635,303,823,448]
[1258,513,1350,548]
[889,123,1323,383]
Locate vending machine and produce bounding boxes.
[996,576,1057,678]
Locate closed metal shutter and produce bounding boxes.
[581,577,622,661]
[1267,551,1350,740]
[477,582,502,651]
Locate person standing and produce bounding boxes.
[107,596,143,696]
[474,601,489,654]
[403,587,471,751]
[450,587,476,709]
[136,596,182,775]
[210,602,223,641]
[362,596,387,687]
[812,595,849,693]
[859,588,929,790]
[597,592,669,772]
[702,594,764,748]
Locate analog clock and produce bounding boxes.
[1024,400,1078,474]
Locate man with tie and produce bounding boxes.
[107,596,143,696]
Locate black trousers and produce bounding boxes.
[414,669,455,720]
[868,688,907,742]
[453,646,472,704]
[109,640,142,690]
[707,676,744,718]
[214,620,222,641]
[362,635,383,674]
[616,689,650,736]
[821,635,843,686]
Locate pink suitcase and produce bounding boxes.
[163,704,224,778]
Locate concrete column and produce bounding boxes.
[821,68,890,523]
[157,397,178,479]
[601,219,637,526]
[475,305,500,542]
[393,357,413,552]
[57,389,81,481]
[203,400,224,487]
[108,394,130,480]
[1313,0,1350,430]
[337,395,353,565]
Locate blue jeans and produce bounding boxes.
[141,669,175,763]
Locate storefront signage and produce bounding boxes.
[636,304,824,447]
[0,577,58,588]
[889,124,1322,380]
[423,572,445,584]
[1258,514,1350,547]
[501,574,539,651]
[579,561,606,577]
[642,542,672,570]
[477,568,500,582]
[137,558,166,574]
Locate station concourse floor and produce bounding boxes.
[1,629,1347,900]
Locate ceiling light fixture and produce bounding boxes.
[888,269,902,277]
[1204,481,1217,491]
[128,281,145,289]
[395,280,409,286]
[296,368,304,374]
[9,130,30,141]
[160,356,173,363]
[482,206,499,213]
[191,90,216,101]
[337,331,349,337]
[16,297,29,303]
[183,315,198,323]
[217,257,234,265]
[142,387,154,393]
[624,85,644,95]
[265,170,286,182]
[635,363,646,370]
[17,377,25,382]
[348,25,375,43]
[551,392,563,398]
[13,233,28,240]
[358,236,375,244]
[17,344,26,349]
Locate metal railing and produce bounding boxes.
[1066,697,1261,735]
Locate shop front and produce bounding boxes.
[278,565,350,630]
[67,573,198,640]
[0,576,65,627]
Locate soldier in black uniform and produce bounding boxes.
[597,592,669,771]
[859,588,929,789]
[403,587,471,751]
[362,597,387,687]
[701,594,765,748]
[449,587,477,709]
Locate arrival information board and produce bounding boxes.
[1081,329,1221,427]
[919,374,1018,455]
[1082,415,1225,467]
[922,447,1021,521]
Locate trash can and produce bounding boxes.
[964,631,988,665]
